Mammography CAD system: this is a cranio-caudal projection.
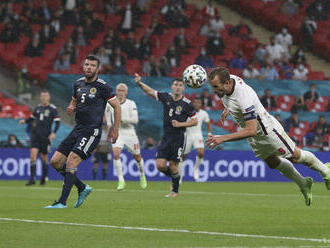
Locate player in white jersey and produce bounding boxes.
[206,67,330,206]
[179,97,212,182]
[105,83,147,190]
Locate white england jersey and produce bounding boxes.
[222,75,296,159]
[186,109,210,135]
[105,99,138,134]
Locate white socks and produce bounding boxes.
[277,157,306,188]
[194,156,203,170]
[114,159,124,182]
[297,150,329,177]
[137,158,145,177]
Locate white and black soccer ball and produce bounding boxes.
[183,64,207,89]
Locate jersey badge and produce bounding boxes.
[44,109,50,117]
[175,106,182,115]
[89,87,97,98]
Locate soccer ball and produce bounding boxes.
[183,64,207,89]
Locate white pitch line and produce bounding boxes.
[0,217,329,244]
[1,186,330,199]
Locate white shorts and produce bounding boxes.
[112,132,140,155]
[248,118,296,160]
[184,132,204,154]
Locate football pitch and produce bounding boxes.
[1,181,330,248]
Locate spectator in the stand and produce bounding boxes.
[275,114,285,127]
[151,60,167,77]
[104,27,121,49]
[260,89,277,111]
[59,38,77,64]
[150,15,166,36]
[229,19,252,38]
[38,0,52,24]
[25,35,43,57]
[260,64,280,80]
[72,25,87,46]
[3,134,24,148]
[142,56,154,76]
[201,0,218,18]
[266,36,285,63]
[96,46,111,71]
[275,27,292,57]
[300,16,317,50]
[194,46,215,68]
[210,14,225,32]
[119,2,139,33]
[0,21,19,43]
[285,112,301,132]
[110,47,126,66]
[206,31,225,55]
[137,0,150,13]
[91,13,105,33]
[143,137,156,149]
[105,0,119,14]
[166,44,181,67]
[314,115,328,134]
[280,58,294,79]
[200,19,213,37]
[53,53,70,71]
[200,89,213,108]
[51,9,65,34]
[303,83,319,102]
[291,95,306,112]
[292,47,306,65]
[138,35,152,60]
[174,28,190,54]
[162,0,189,28]
[230,50,248,69]
[280,0,299,15]
[39,23,56,45]
[112,56,127,75]
[122,32,137,59]
[312,127,325,148]
[84,17,97,40]
[63,0,77,25]
[242,65,260,79]
[293,63,309,81]
[159,56,172,76]
[307,0,329,21]
[254,44,267,64]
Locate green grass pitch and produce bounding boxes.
[0,180,330,248]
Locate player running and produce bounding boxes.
[134,73,197,197]
[206,67,330,206]
[19,91,60,186]
[105,83,147,190]
[178,97,212,182]
[45,55,121,208]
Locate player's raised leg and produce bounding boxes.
[133,154,147,189]
[290,147,330,189]
[113,147,125,191]
[193,148,204,181]
[265,154,313,206]
[26,148,39,186]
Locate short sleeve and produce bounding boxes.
[73,82,78,99]
[103,84,116,101]
[187,103,196,118]
[53,107,60,121]
[204,111,210,123]
[239,90,256,121]
[156,91,169,103]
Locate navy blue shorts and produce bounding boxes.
[30,135,50,154]
[57,125,101,160]
[156,132,186,162]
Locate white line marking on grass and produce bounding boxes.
[0,217,329,244]
[1,186,330,199]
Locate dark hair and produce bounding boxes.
[85,54,100,67]
[194,97,202,102]
[41,90,49,94]
[172,78,184,84]
[208,67,230,84]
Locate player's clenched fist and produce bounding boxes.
[66,105,75,115]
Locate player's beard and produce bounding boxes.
[85,71,96,80]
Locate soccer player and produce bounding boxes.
[105,83,147,190]
[19,91,60,186]
[134,73,197,197]
[206,67,330,206]
[179,97,212,182]
[45,55,121,208]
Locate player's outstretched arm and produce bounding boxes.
[108,97,121,143]
[206,119,257,148]
[134,73,157,99]
[66,97,77,115]
[172,118,198,128]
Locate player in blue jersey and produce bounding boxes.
[45,55,121,208]
[134,73,197,197]
[20,91,60,186]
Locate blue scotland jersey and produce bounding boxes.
[156,92,196,136]
[30,104,60,137]
[73,77,115,128]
